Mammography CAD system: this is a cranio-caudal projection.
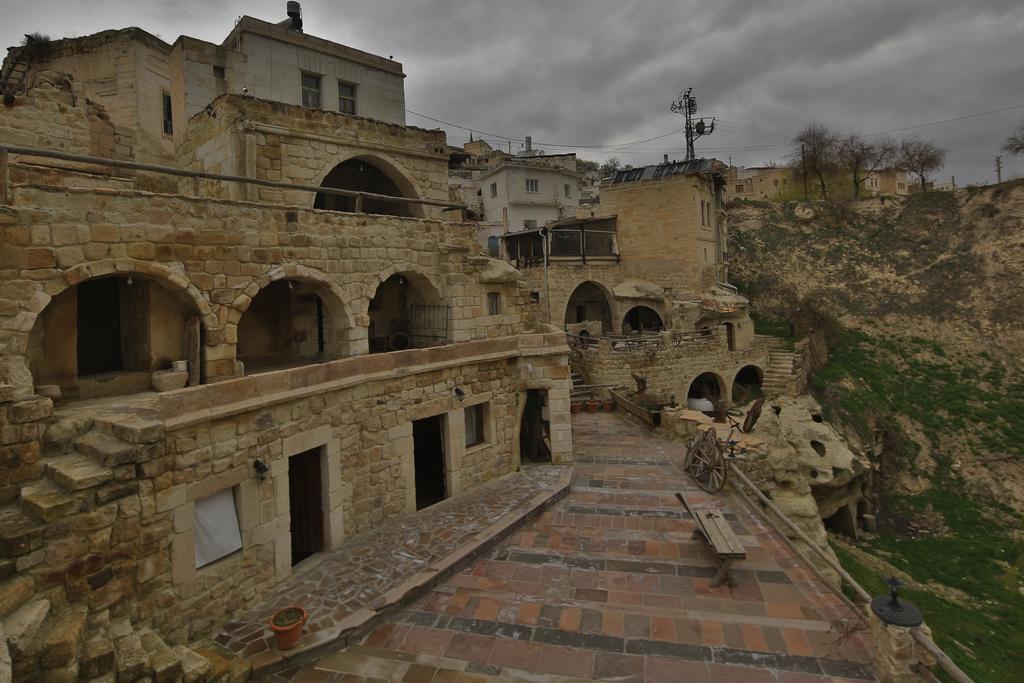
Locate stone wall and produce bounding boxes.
[571,329,782,406]
[178,95,449,217]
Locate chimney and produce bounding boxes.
[663,154,669,164]
[286,2,303,31]
[525,136,532,153]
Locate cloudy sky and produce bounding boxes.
[3,0,1023,184]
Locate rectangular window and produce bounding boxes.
[564,183,572,198]
[529,291,541,303]
[523,219,537,231]
[301,72,322,108]
[338,81,356,114]
[161,91,173,136]
[487,292,501,315]
[194,488,242,568]
[465,403,486,448]
[213,65,226,80]
[735,184,744,193]
[526,178,539,193]
[490,182,498,198]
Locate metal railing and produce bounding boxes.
[0,144,467,214]
[727,463,974,683]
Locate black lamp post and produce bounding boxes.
[871,577,923,627]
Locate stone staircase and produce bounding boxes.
[307,643,529,682]
[762,350,798,396]
[569,371,590,400]
[0,410,248,681]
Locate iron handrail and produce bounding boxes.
[0,144,467,211]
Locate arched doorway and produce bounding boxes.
[368,273,446,353]
[564,281,612,334]
[731,365,763,404]
[28,274,204,399]
[314,157,421,217]
[687,372,726,413]
[621,306,663,334]
[237,279,349,373]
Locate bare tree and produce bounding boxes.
[599,157,623,176]
[1003,118,1024,155]
[837,134,897,197]
[897,138,946,192]
[791,123,839,200]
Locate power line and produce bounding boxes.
[866,103,1024,136]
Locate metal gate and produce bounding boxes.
[409,304,450,347]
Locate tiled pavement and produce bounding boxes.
[214,465,572,670]
[261,413,876,682]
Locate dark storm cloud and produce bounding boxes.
[3,0,1022,183]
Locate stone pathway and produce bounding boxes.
[213,466,573,672]
[261,413,875,682]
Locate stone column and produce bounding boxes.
[869,614,937,682]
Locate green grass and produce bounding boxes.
[751,314,797,350]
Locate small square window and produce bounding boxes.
[525,178,539,193]
[161,91,173,136]
[523,219,537,231]
[213,65,226,80]
[490,182,498,198]
[194,488,242,568]
[338,81,356,114]
[529,291,541,303]
[487,292,501,315]
[301,72,322,108]
[564,183,572,198]
[465,403,486,448]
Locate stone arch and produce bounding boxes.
[365,267,446,353]
[24,260,215,397]
[564,280,615,335]
[731,364,763,404]
[231,265,355,372]
[621,305,664,334]
[686,371,728,410]
[313,153,424,218]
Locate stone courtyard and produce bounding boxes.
[266,412,875,682]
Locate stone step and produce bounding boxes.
[0,575,34,617]
[188,639,252,682]
[76,431,140,467]
[45,454,114,491]
[113,631,150,681]
[42,415,95,451]
[20,481,80,523]
[39,605,88,669]
[3,597,50,661]
[80,631,116,680]
[327,644,525,682]
[140,628,184,683]
[0,505,43,558]
[173,644,212,683]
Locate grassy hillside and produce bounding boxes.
[729,184,1024,680]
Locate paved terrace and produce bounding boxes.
[267,412,875,682]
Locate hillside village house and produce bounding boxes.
[0,4,572,679]
[502,159,804,412]
[448,138,580,257]
[725,164,910,201]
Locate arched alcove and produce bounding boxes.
[564,281,613,334]
[621,305,663,334]
[368,272,446,353]
[686,372,727,413]
[28,274,204,398]
[731,365,763,404]
[236,278,350,373]
[313,156,422,218]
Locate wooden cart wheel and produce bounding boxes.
[686,428,727,493]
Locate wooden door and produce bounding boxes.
[288,448,324,565]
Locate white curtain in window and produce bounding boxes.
[194,488,242,568]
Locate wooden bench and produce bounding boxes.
[675,492,746,587]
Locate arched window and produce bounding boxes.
[564,281,612,334]
[314,157,421,217]
[368,273,446,353]
[621,306,663,334]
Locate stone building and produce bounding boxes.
[724,165,794,202]
[0,6,571,680]
[504,159,794,409]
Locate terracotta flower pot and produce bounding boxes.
[603,399,615,412]
[585,400,599,413]
[570,401,583,414]
[270,606,308,651]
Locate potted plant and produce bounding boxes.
[269,606,308,650]
[585,399,599,413]
[570,401,582,414]
[603,397,615,412]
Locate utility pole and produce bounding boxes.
[995,155,1003,184]
[670,87,715,161]
[951,175,956,190]
[801,144,809,200]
